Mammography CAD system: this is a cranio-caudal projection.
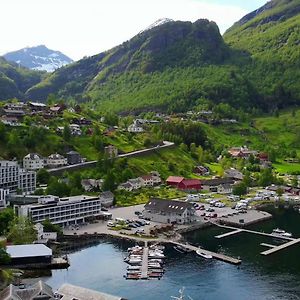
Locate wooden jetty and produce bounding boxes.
[212,222,294,241]
[261,238,300,256]
[168,240,241,265]
[141,241,149,279]
[215,229,243,239]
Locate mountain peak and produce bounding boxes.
[4,45,73,72]
[140,18,174,33]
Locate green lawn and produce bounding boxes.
[273,161,300,174]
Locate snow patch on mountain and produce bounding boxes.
[4,45,73,72]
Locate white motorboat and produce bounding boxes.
[127,266,141,270]
[171,287,193,300]
[196,249,213,259]
[272,228,285,234]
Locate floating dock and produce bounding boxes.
[215,229,243,239]
[260,238,300,256]
[140,242,149,279]
[168,241,241,265]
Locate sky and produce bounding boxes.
[0,0,268,61]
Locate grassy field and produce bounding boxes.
[115,186,186,206]
[273,161,300,174]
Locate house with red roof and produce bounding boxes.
[178,179,201,191]
[166,176,184,187]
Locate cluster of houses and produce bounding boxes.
[0,102,70,126]
[127,118,160,133]
[118,172,162,191]
[23,151,84,170]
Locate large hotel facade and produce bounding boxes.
[16,195,104,226]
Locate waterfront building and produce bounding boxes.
[166,176,184,187]
[0,280,54,300]
[57,283,124,300]
[6,244,52,265]
[15,195,103,226]
[23,153,45,170]
[143,198,196,224]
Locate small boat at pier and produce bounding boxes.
[196,249,213,259]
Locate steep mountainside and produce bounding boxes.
[224,0,300,110]
[26,19,255,112]
[0,57,44,100]
[26,1,300,113]
[4,45,73,72]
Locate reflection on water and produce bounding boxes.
[44,207,300,300]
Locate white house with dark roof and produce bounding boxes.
[23,153,45,170]
[143,198,196,224]
[46,153,67,168]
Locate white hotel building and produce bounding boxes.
[0,160,36,205]
[16,195,103,226]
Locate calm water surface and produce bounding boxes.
[45,207,300,300]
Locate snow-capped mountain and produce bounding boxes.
[139,18,174,34]
[4,45,73,72]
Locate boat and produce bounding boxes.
[272,228,285,234]
[171,287,193,300]
[127,266,141,270]
[173,245,187,254]
[271,228,293,238]
[124,258,142,265]
[196,249,213,259]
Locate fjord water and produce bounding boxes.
[45,207,300,300]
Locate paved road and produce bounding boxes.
[49,141,174,174]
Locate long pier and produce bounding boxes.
[261,238,300,256]
[212,222,294,241]
[141,241,149,279]
[215,229,243,239]
[167,240,241,265]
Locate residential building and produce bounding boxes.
[224,168,244,181]
[69,123,82,136]
[0,280,55,300]
[18,168,36,194]
[57,283,124,300]
[0,188,9,209]
[47,154,67,168]
[201,178,234,193]
[128,178,143,189]
[166,176,184,187]
[6,244,52,265]
[118,182,133,192]
[99,191,114,207]
[128,120,144,133]
[228,146,258,159]
[81,179,103,192]
[140,175,154,187]
[178,179,201,191]
[193,165,210,176]
[0,160,19,192]
[34,223,57,243]
[66,151,82,165]
[104,145,118,158]
[16,195,103,226]
[23,153,45,170]
[143,198,196,224]
[0,160,36,194]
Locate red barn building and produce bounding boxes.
[166,176,184,187]
[178,179,201,191]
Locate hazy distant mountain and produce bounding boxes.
[4,45,73,72]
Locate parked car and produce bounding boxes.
[107,221,115,227]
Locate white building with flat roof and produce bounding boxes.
[0,160,36,196]
[16,195,103,226]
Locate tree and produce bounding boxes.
[232,182,248,196]
[42,219,62,236]
[102,171,116,191]
[63,125,71,141]
[258,168,275,187]
[7,217,36,245]
[0,208,14,235]
[46,177,70,197]
[37,168,50,184]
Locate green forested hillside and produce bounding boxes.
[224,0,300,110]
[1,0,298,114]
[0,57,44,100]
